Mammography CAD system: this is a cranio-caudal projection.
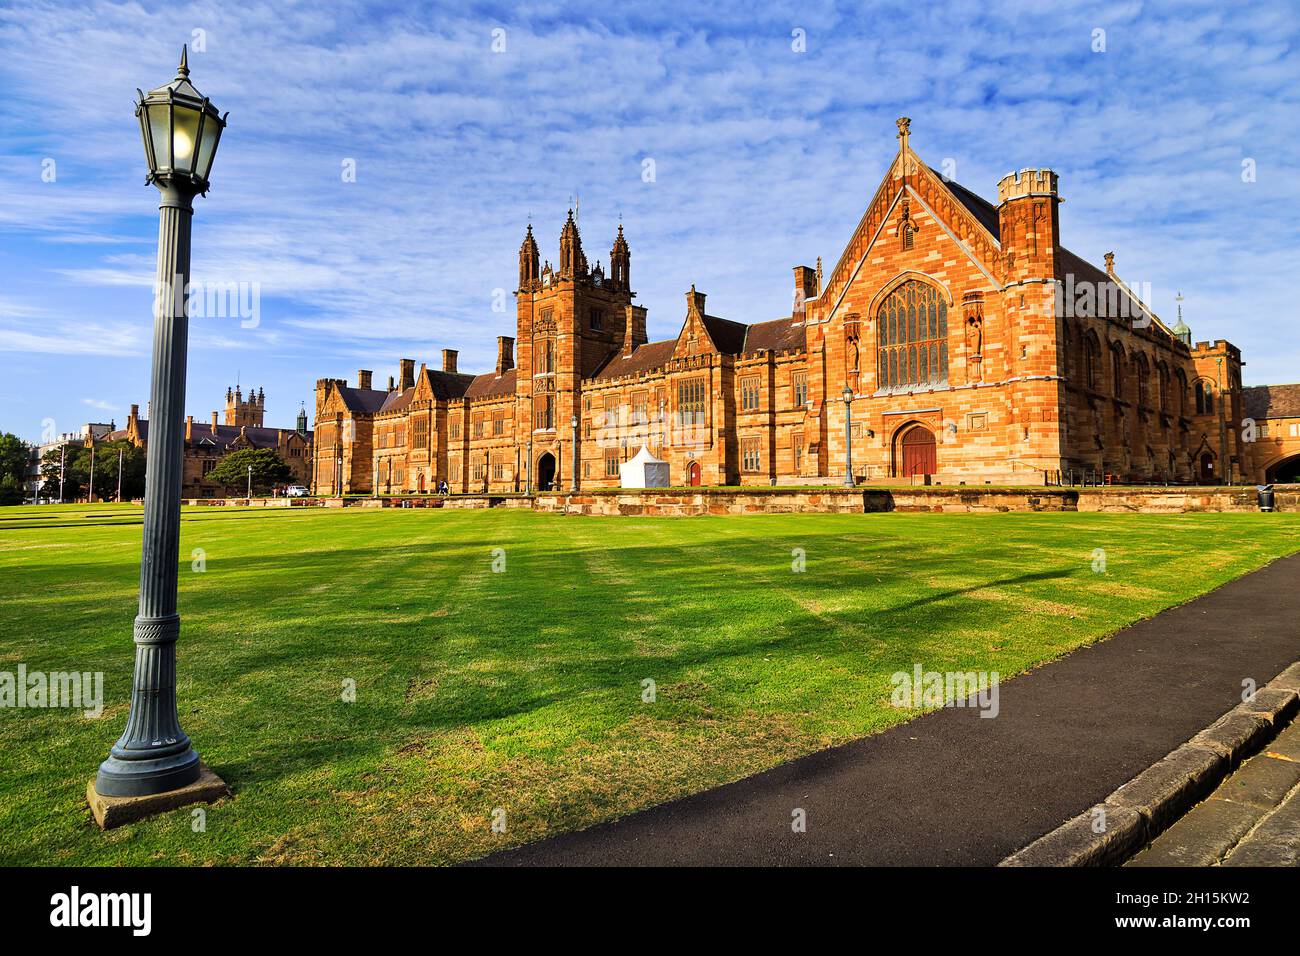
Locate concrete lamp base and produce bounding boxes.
[87,762,229,830]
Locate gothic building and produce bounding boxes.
[311,119,1297,495]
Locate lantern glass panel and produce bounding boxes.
[195,115,220,182]
[147,104,172,169]
[172,104,202,174]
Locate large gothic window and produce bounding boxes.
[877,281,948,389]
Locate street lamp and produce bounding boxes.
[247,463,253,499]
[93,47,227,809]
[570,415,579,493]
[842,385,855,487]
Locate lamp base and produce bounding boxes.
[88,761,228,830]
[95,745,202,797]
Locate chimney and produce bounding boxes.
[185,415,193,441]
[210,411,218,434]
[441,349,458,374]
[388,375,395,390]
[358,369,372,390]
[685,285,706,318]
[129,403,140,424]
[399,358,416,390]
[623,305,648,357]
[495,337,514,374]
[793,265,817,318]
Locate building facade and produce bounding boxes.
[110,386,313,497]
[312,119,1295,495]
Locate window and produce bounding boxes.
[472,457,487,481]
[589,308,603,331]
[450,421,460,440]
[1290,423,1300,438]
[876,281,948,389]
[492,457,505,480]
[1112,349,1124,399]
[1258,423,1270,439]
[473,415,484,438]
[413,417,428,448]
[492,413,504,436]
[792,371,808,406]
[1084,336,1101,390]
[741,377,760,411]
[605,451,620,477]
[742,437,761,472]
[604,395,619,428]
[535,336,556,374]
[533,393,554,430]
[677,378,707,425]
[449,456,460,479]
[1195,382,1213,415]
[631,392,647,424]
[202,458,217,477]
[792,431,803,472]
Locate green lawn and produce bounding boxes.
[2,504,1299,865]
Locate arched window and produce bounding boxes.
[1111,346,1124,399]
[1195,381,1214,415]
[877,280,948,389]
[1084,333,1101,391]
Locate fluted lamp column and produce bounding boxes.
[90,47,229,827]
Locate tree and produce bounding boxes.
[0,433,30,505]
[205,447,292,494]
[38,439,144,502]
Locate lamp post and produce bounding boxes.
[247,463,253,499]
[525,437,533,495]
[116,447,124,503]
[570,415,579,492]
[93,47,226,806]
[842,385,855,487]
[88,435,96,502]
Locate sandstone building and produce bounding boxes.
[312,119,1296,495]
[110,386,313,497]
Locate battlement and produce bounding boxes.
[997,168,1059,204]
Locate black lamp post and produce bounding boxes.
[94,47,226,801]
[842,385,855,487]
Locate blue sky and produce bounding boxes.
[2,0,1298,441]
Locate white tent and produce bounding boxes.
[619,445,671,488]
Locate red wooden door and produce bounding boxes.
[901,427,936,477]
[687,461,701,486]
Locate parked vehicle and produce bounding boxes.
[284,485,309,498]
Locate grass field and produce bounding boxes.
[2,504,1299,865]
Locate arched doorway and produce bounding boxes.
[1199,453,1215,484]
[1266,455,1300,483]
[687,461,701,486]
[899,425,936,478]
[536,452,556,491]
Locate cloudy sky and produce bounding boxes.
[1,0,1297,441]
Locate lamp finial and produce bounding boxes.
[177,44,190,78]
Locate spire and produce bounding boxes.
[559,208,587,279]
[610,222,630,291]
[177,44,190,78]
[896,116,911,155]
[519,223,539,288]
[1172,291,1191,345]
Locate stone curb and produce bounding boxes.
[999,661,1300,866]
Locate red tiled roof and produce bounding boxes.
[592,339,677,380]
[464,368,516,400]
[1244,384,1300,420]
[743,316,803,353]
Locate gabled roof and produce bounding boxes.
[379,387,414,413]
[1244,384,1300,420]
[464,368,516,400]
[424,368,476,400]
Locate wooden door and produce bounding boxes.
[687,461,701,486]
[901,427,936,477]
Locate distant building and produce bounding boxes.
[27,422,115,491]
[108,386,313,497]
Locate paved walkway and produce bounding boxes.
[477,552,1300,866]
[1127,717,1300,866]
